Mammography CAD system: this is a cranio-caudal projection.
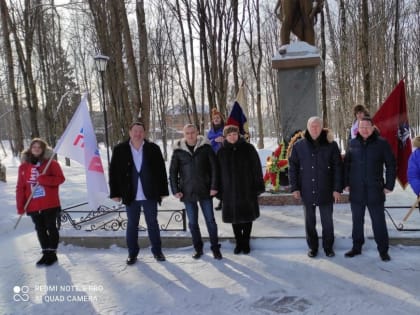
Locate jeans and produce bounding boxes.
[29,207,60,252]
[125,200,162,257]
[184,198,219,250]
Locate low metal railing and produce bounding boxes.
[59,202,186,232]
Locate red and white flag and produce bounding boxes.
[373,80,412,188]
[55,94,109,209]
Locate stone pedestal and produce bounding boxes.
[272,42,321,141]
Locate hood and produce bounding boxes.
[173,135,210,153]
[304,128,334,145]
[20,147,54,163]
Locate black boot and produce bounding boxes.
[242,238,250,254]
[192,247,204,259]
[44,251,58,266]
[36,251,49,266]
[211,244,223,260]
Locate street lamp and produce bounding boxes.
[94,53,110,167]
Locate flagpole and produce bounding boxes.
[14,153,57,229]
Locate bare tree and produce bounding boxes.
[0,0,24,155]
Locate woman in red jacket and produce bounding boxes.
[16,138,65,266]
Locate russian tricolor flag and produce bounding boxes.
[227,86,249,137]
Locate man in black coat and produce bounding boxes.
[109,122,169,265]
[169,124,222,260]
[344,116,396,261]
[289,116,343,258]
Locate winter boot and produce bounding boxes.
[44,251,58,266]
[36,251,49,266]
[242,238,251,254]
[211,244,223,260]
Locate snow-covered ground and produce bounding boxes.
[1,139,420,315]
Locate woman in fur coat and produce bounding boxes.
[217,125,265,254]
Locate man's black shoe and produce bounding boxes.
[344,249,361,258]
[233,246,242,255]
[325,249,335,257]
[126,256,137,265]
[154,253,166,262]
[44,252,58,266]
[307,249,318,258]
[212,248,223,260]
[192,250,203,259]
[380,252,391,262]
[36,253,49,266]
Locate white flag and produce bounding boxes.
[55,94,109,209]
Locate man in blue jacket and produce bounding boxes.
[109,121,169,265]
[344,116,396,261]
[289,116,343,258]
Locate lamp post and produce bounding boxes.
[94,53,110,167]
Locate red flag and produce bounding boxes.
[372,80,412,188]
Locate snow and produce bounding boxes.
[1,140,420,315]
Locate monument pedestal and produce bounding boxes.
[272,42,321,140]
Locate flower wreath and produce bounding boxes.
[263,131,304,191]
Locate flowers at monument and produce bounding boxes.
[264,141,289,191]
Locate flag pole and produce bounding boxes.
[400,196,420,224]
[14,153,57,229]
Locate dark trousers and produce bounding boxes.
[126,200,162,258]
[303,203,334,251]
[350,202,389,254]
[232,222,253,244]
[29,207,60,252]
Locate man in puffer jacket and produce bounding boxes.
[169,124,222,260]
[344,116,396,262]
[289,116,343,258]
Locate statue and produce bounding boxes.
[275,0,324,54]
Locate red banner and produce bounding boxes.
[372,80,412,188]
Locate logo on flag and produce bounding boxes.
[55,94,109,209]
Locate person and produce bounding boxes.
[275,0,324,52]
[109,121,169,265]
[349,104,369,140]
[408,136,420,197]
[288,116,343,258]
[16,138,65,266]
[344,116,396,261]
[207,107,225,210]
[169,124,222,260]
[217,125,265,254]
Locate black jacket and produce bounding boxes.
[217,137,265,223]
[344,131,396,204]
[109,139,169,205]
[288,129,343,206]
[169,136,219,202]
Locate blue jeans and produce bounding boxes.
[126,200,162,257]
[184,198,219,250]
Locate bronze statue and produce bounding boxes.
[275,0,324,53]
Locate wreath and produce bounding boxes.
[263,131,304,191]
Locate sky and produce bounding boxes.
[1,140,420,315]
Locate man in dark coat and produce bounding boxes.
[217,125,265,254]
[109,121,169,265]
[344,116,396,261]
[169,124,222,260]
[288,116,343,258]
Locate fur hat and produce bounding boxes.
[223,125,239,137]
[413,136,420,148]
[211,107,224,120]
